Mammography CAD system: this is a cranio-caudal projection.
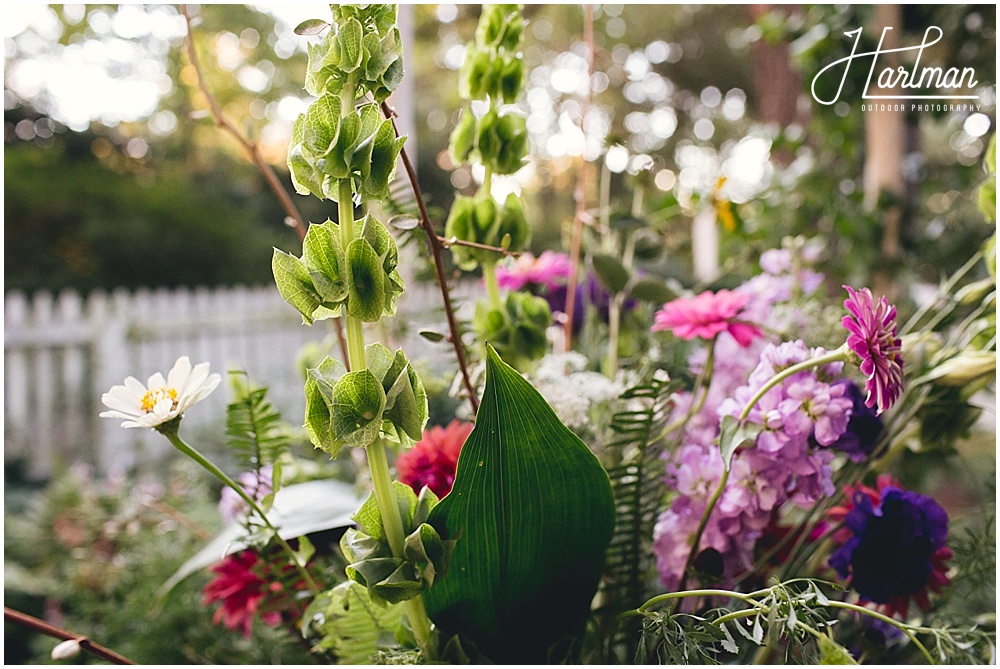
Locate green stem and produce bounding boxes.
[160,426,320,594]
[739,346,850,422]
[483,166,493,195]
[339,179,366,372]
[824,601,936,664]
[482,259,503,312]
[673,465,730,601]
[366,440,434,658]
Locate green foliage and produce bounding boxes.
[225,373,290,509]
[4,465,316,664]
[340,483,452,606]
[288,99,405,203]
[472,291,552,373]
[445,192,531,269]
[303,344,428,456]
[423,345,615,663]
[301,5,404,102]
[272,216,404,325]
[3,133,293,295]
[979,134,996,221]
[303,581,406,664]
[593,372,678,663]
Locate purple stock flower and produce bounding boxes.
[842,286,904,414]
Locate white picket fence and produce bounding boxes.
[4,281,473,480]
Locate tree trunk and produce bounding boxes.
[864,4,906,300]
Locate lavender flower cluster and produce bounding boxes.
[651,245,881,590]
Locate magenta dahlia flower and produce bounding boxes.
[496,251,573,292]
[396,420,474,498]
[652,289,762,347]
[202,550,284,638]
[842,286,904,414]
[827,475,951,618]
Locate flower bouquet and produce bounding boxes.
[81,4,999,665]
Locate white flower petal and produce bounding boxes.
[180,362,211,400]
[120,420,144,429]
[167,356,192,392]
[123,376,148,396]
[147,372,167,389]
[100,409,140,420]
[153,397,173,418]
[101,391,140,415]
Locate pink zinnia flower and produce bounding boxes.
[652,289,762,347]
[842,286,903,415]
[397,420,474,498]
[202,550,284,638]
[496,251,573,292]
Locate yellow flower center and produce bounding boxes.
[140,386,178,413]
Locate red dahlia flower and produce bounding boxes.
[396,419,474,498]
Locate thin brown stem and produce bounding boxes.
[381,101,480,415]
[437,235,522,257]
[181,6,350,368]
[4,606,137,665]
[563,4,595,350]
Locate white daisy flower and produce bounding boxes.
[100,356,221,429]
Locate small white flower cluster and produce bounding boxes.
[531,353,629,432]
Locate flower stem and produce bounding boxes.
[738,346,849,423]
[481,259,503,312]
[661,336,717,437]
[160,427,320,594]
[339,179,366,372]
[366,439,434,657]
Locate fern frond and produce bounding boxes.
[594,371,679,662]
[225,372,290,473]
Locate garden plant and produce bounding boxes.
[6,3,995,666]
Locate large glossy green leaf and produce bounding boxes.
[423,345,615,663]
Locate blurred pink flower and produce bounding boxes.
[842,286,903,414]
[496,251,573,292]
[397,420,474,498]
[652,289,762,347]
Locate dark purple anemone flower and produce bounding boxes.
[828,476,951,617]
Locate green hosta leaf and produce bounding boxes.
[592,253,631,294]
[718,415,763,470]
[331,370,386,448]
[424,345,615,663]
[347,238,386,322]
[272,249,322,324]
[304,357,347,455]
[302,220,348,304]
